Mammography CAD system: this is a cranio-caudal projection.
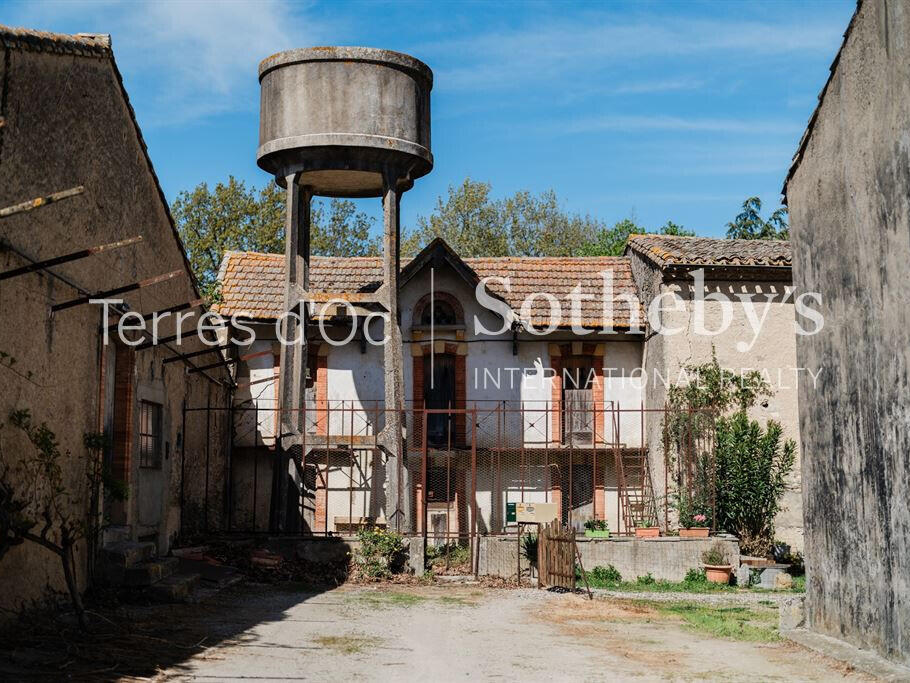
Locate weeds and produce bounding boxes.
[645,600,780,642]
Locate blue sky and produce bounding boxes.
[6,0,855,238]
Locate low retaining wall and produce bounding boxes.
[577,535,740,582]
[477,534,740,582]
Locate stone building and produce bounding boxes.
[218,235,805,547]
[0,26,231,615]
[783,0,910,666]
[625,235,803,548]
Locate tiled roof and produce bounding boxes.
[625,235,791,269]
[216,250,644,330]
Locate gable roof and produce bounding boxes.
[216,245,644,330]
[625,234,791,270]
[0,24,202,299]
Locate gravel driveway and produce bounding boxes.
[153,583,869,682]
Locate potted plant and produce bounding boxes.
[584,519,611,538]
[634,517,660,538]
[679,513,710,538]
[701,542,733,583]
[673,489,711,538]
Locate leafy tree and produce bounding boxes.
[405,178,695,258]
[403,178,608,257]
[580,218,646,256]
[171,176,379,298]
[714,412,796,556]
[658,220,695,237]
[725,196,789,240]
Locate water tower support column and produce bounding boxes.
[274,174,311,532]
[380,167,409,533]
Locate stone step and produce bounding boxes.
[122,556,179,587]
[148,572,200,603]
[102,541,156,568]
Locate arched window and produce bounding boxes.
[421,299,458,326]
[413,293,464,328]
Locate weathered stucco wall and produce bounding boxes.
[785,0,910,665]
[629,248,803,546]
[0,37,230,614]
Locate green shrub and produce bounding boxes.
[584,519,609,531]
[714,412,796,556]
[683,568,707,584]
[589,565,622,586]
[636,572,655,585]
[520,533,538,563]
[356,526,405,579]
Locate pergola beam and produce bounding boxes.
[52,269,184,312]
[0,236,143,282]
[187,349,271,374]
[103,297,204,331]
[0,186,85,219]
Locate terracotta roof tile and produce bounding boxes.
[625,235,791,269]
[216,250,643,329]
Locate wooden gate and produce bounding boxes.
[537,519,576,590]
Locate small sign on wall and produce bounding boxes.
[514,502,559,524]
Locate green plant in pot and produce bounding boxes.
[701,541,733,584]
[635,516,660,538]
[583,519,611,538]
[674,488,711,538]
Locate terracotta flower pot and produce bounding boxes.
[635,526,660,538]
[679,527,710,538]
[704,564,733,583]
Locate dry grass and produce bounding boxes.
[314,634,382,655]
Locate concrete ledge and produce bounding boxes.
[785,628,910,681]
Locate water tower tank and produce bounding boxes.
[257,46,433,196]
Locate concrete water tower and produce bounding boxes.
[257,46,433,532]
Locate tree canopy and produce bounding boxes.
[171,176,378,296]
[725,196,789,240]
[403,178,694,258]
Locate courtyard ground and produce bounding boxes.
[1,582,874,681]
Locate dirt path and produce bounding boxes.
[155,583,870,682]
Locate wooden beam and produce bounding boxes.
[104,297,204,331]
[0,186,85,219]
[134,326,201,350]
[161,342,231,364]
[187,349,271,374]
[52,269,184,312]
[0,236,143,282]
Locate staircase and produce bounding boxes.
[616,450,660,533]
[100,541,200,602]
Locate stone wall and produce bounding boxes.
[784,0,910,666]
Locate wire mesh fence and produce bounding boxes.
[182,400,716,547]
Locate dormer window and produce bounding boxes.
[421,298,458,326]
[413,292,465,330]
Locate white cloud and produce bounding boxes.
[423,14,845,93]
[6,0,323,126]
